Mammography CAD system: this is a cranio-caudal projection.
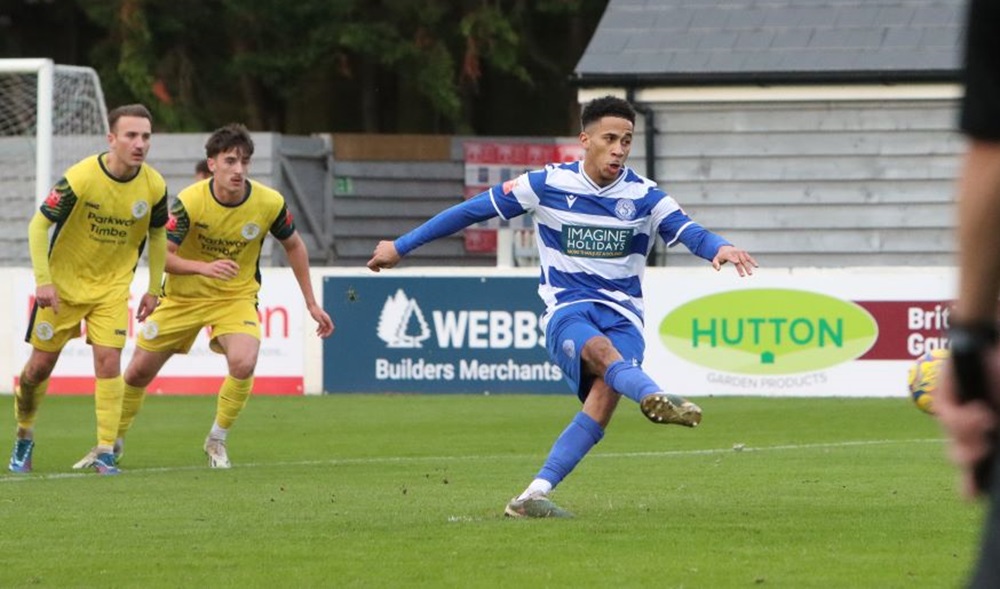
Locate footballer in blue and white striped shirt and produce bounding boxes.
[368,95,757,518]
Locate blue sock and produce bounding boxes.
[605,359,660,403]
[536,412,605,488]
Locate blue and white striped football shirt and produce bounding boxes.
[394,162,730,329]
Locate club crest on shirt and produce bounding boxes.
[132,201,149,219]
[614,199,637,221]
[561,339,576,359]
[140,321,159,340]
[241,223,261,240]
[34,322,54,341]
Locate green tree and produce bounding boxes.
[3,0,607,134]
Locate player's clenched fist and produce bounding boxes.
[367,240,401,272]
[34,283,61,314]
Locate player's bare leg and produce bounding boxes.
[75,348,173,470]
[585,336,702,427]
[204,334,259,469]
[505,381,620,519]
[10,349,59,473]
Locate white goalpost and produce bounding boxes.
[0,58,109,206]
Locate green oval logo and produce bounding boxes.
[658,289,877,374]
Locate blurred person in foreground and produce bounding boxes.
[367,95,757,517]
[935,0,1000,586]
[74,123,334,470]
[10,104,168,475]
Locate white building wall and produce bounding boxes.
[581,85,965,267]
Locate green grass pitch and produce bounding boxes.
[0,394,984,588]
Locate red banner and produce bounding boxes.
[855,300,951,360]
[462,141,583,253]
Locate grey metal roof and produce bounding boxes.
[574,0,965,86]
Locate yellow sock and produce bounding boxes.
[216,375,254,430]
[117,383,147,438]
[14,373,49,431]
[95,376,125,448]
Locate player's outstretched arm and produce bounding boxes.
[280,232,334,338]
[367,240,401,272]
[367,191,501,273]
[712,245,758,276]
[658,209,756,276]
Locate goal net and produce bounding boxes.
[0,59,108,264]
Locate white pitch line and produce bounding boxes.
[590,437,945,459]
[0,437,945,484]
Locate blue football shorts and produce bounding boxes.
[545,302,646,401]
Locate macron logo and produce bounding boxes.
[566,195,578,208]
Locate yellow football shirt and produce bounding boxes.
[40,154,168,304]
[165,179,294,301]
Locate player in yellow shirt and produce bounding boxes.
[81,123,334,469]
[9,104,168,475]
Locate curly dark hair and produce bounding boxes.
[204,123,255,159]
[580,96,636,130]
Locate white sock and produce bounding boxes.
[209,422,228,441]
[517,478,553,500]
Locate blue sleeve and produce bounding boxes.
[657,210,731,262]
[394,191,499,256]
[680,225,731,261]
